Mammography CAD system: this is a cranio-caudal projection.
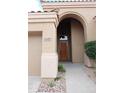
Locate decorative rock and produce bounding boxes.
[37,72,66,93]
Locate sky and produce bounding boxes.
[28,0,70,12]
[28,0,43,12]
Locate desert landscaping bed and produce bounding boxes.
[37,72,66,93]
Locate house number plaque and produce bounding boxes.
[44,37,52,42]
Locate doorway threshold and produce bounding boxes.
[59,61,72,64]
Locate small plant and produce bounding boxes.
[48,81,56,87]
[54,76,61,81]
[58,64,66,72]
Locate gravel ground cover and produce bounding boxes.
[37,72,66,93]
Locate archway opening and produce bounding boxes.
[57,17,85,63]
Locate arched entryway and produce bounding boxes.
[57,15,85,63]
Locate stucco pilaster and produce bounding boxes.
[41,25,58,78]
[41,24,57,53]
[86,20,96,41]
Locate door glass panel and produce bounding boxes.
[60,35,68,40]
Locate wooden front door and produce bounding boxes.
[57,18,72,62]
[59,41,69,61]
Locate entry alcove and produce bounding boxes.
[57,17,85,63]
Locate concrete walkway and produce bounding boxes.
[63,63,96,93]
[28,76,41,93]
[28,63,96,93]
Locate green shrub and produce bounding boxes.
[54,76,61,81]
[85,41,96,60]
[58,64,66,72]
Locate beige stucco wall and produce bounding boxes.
[28,31,42,76]
[71,19,84,63]
[42,1,96,41]
[59,8,96,41]
[28,12,58,78]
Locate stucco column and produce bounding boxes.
[86,20,96,41]
[41,23,58,78]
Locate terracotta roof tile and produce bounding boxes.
[41,0,96,2]
[28,11,48,13]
